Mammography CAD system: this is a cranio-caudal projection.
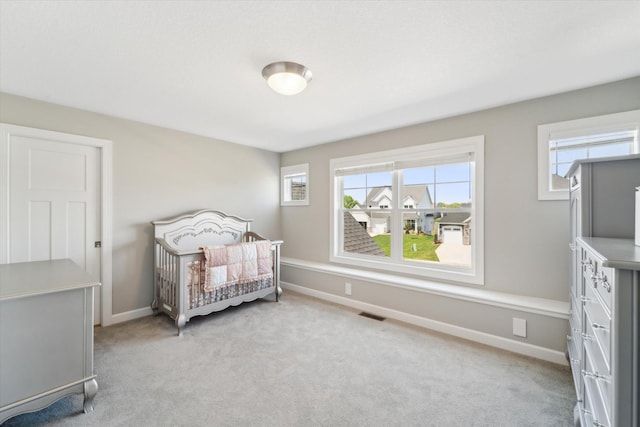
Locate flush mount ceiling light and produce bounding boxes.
[262,61,312,96]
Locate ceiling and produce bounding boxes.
[1,1,639,153]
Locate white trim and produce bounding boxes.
[330,135,485,285]
[281,280,568,366]
[0,124,114,327]
[110,306,153,324]
[100,141,114,326]
[282,257,568,319]
[281,163,309,206]
[537,109,640,201]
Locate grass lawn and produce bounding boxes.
[372,233,440,262]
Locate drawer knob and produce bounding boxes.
[582,369,611,382]
[592,323,609,332]
[581,333,594,341]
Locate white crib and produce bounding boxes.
[151,209,282,335]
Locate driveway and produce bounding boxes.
[435,243,471,267]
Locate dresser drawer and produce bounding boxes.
[567,336,582,397]
[583,311,611,376]
[583,349,611,427]
[592,265,613,311]
[583,284,611,370]
[581,248,613,312]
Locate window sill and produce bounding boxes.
[281,256,568,319]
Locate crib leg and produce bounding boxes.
[176,313,186,336]
[151,297,159,316]
[276,285,282,302]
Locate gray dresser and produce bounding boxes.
[0,259,100,424]
[566,155,640,427]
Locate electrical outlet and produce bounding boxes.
[513,318,527,338]
[345,282,352,296]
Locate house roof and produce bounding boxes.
[438,212,471,225]
[366,185,432,208]
[343,212,386,257]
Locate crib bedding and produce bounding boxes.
[202,240,273,291]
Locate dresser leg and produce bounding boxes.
[83,378,99,413]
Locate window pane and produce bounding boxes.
[435,163,470,183]
[589,141,633,158]
[434,182,471,206]
[286,176,306,201]
[555,147,588,163]
[366,171,392,187]
[343,174,366,188]
[344,189,366,208]
[403,166,435,185]
[402,211,471,268]
[555,164,572,179]
[343,211,389,258]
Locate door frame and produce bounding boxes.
[0,123,114,326]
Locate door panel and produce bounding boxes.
[8,134,101,323]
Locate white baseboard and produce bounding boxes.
[282,281,568,366]
[110,306,153,324]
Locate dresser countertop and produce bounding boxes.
[0,259,100,301]
[577,237,640,271]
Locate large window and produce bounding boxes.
[537,110,640,200]
[330,135,484,285]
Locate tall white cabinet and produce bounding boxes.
[567,155,640,427]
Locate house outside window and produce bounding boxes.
[537,110,640,200]
[330,135,484,285]
[281,163,309,206]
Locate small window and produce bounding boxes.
[281,163,309,206]
[537,110,640,200]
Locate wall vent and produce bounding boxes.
[358,312,385,321]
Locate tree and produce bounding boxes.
[437,202,462,208]
[343,195,359,209]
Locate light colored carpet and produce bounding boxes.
[4,292,574,426]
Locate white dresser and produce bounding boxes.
[566,155,640,427]
[0,259,100,424]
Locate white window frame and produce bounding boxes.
[330,135,484,285]
[281,163,309,206]
[537,110,640,200]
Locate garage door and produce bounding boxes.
[442,226,463,244]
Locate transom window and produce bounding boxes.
[538,110,640,200]
[330,135,484,285]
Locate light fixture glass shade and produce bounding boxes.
[262,61,312,95]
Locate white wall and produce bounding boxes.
[279,76,640,359]
[0,92,282,316]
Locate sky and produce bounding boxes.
[343,162,472,206]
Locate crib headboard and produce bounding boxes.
[152,210,252,253]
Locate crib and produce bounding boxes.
[151,209,282,335]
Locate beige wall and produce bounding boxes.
[0,93,282,315]
[280,76,640,353]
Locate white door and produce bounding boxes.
[6,130,101,323]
